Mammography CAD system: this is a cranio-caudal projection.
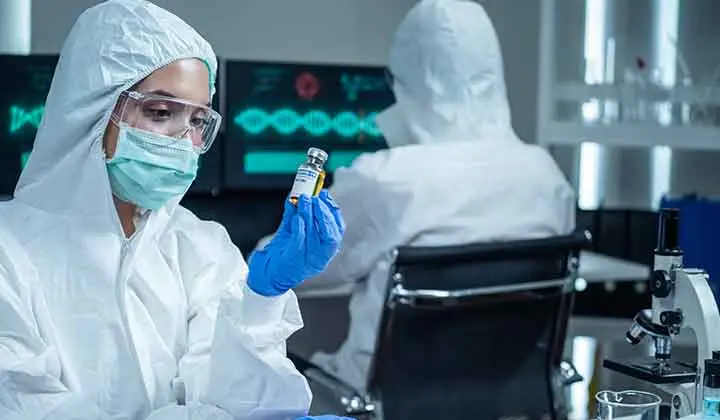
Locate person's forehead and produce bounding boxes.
[135,59,211,105]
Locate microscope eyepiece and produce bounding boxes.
[656,208,682,254]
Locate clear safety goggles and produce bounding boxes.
[111,90,222,154]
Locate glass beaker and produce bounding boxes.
[595,390,662,420]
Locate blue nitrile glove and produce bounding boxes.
[247,190,346,297]
[294,416,356,420]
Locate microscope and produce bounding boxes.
[603,208,720,418]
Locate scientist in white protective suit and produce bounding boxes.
[0,1,352,420]
[301,0,577,393]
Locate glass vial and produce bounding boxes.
[289,147,328,204]
[703,351,720,418]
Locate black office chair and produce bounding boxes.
[292,230,591,420]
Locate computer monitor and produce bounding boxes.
[0,54,58,196]
[0,54,222,196]
[223,60,393,190]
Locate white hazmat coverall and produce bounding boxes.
[306,0,577,393]
[0,1,311,419]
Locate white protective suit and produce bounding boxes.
[307,0,576,392]
[0,1,311,419]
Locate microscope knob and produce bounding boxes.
[650,270,673,298]
[659,310,683,327]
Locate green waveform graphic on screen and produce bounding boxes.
[234,108,382,138]
[10,106,44,134]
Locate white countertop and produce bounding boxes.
[580,251,649,283]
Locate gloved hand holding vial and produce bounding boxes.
[247,147,346,297]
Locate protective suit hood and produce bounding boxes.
[380,0,513,147]
[15,0,216,231]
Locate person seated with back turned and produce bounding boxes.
[301,0,577,393]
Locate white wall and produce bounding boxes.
[482,0,542,143]
[31,0,415,65]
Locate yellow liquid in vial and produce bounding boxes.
[289,169,325,205]
[313,171,326,195]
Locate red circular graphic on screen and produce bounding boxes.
[295,72,321,100]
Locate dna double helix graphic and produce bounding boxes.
[9,106,385,140]
[9,106,45,134]
[234,108,382,138]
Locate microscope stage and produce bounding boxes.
[603,359,697,384]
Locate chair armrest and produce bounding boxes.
[391,277,571,305]
[289,352,376,416]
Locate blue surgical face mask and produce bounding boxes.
[106,124,199,210]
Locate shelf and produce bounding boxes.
[539,122,720,150]
[553,82,720,105]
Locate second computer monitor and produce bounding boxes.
[223,60,393,189]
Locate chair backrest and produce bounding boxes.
[367,231,591,420]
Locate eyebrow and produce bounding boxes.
[145,89,211,107]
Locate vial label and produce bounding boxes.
[290,168,320,199]
[704,397,720,418]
